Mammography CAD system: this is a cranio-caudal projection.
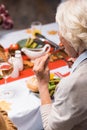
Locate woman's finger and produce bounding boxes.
[33,54,50,71]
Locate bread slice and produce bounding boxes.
[26,76,39,92]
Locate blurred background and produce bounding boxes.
[0,0,61,30]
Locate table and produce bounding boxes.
[0,23,70,130]
[0,22,60,49]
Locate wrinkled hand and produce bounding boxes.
[33,54,52,104]
[33,54,50,89]
[67,57,75,68]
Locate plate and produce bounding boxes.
[17,39,27,48]
[27,74,61,99]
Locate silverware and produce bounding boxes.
[35,33,60,51]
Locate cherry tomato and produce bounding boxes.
[9,43,20,50]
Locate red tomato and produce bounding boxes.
[9,43,20,50]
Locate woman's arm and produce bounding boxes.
[33,53,52,105]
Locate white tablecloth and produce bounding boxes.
[0,22,60,49]
[0,66,70,130]
[0,23,70,130]
[0,77,43,130]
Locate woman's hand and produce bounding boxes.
[33,53,50,89]
[67,57,75,68]
[33,53,52,105]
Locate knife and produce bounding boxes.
[35,33,60,51]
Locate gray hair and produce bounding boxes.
[56,0,87,53]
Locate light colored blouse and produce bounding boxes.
[71,51,87,73]
[40,51,87,130]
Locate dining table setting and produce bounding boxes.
[0,22,70,130]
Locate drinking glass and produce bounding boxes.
[0,56,14,99]
[0,59,13,83]
[31,21,42,37]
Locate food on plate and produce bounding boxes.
[25,38,34,48]
[0,45,9,61]
[48,30,57,35]
[23,60,34,69]
[25,38,38,48]
[0,47,6,61]
[9,43,20,51]
[0,75,3,79]
[26,74,61,98]
[8,43,20,56]
[17,38,44,50]
[0,45,4,52]
[26,76,39,92]
[49,50,68,62]
[49,73,60,97]
[0,100,11,111]
[24,38,43,48]
[50,54,58,62]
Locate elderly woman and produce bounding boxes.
[33,0,87,130]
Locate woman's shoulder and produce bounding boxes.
[55,67,87,105]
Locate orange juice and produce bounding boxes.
[31,21,42,37]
